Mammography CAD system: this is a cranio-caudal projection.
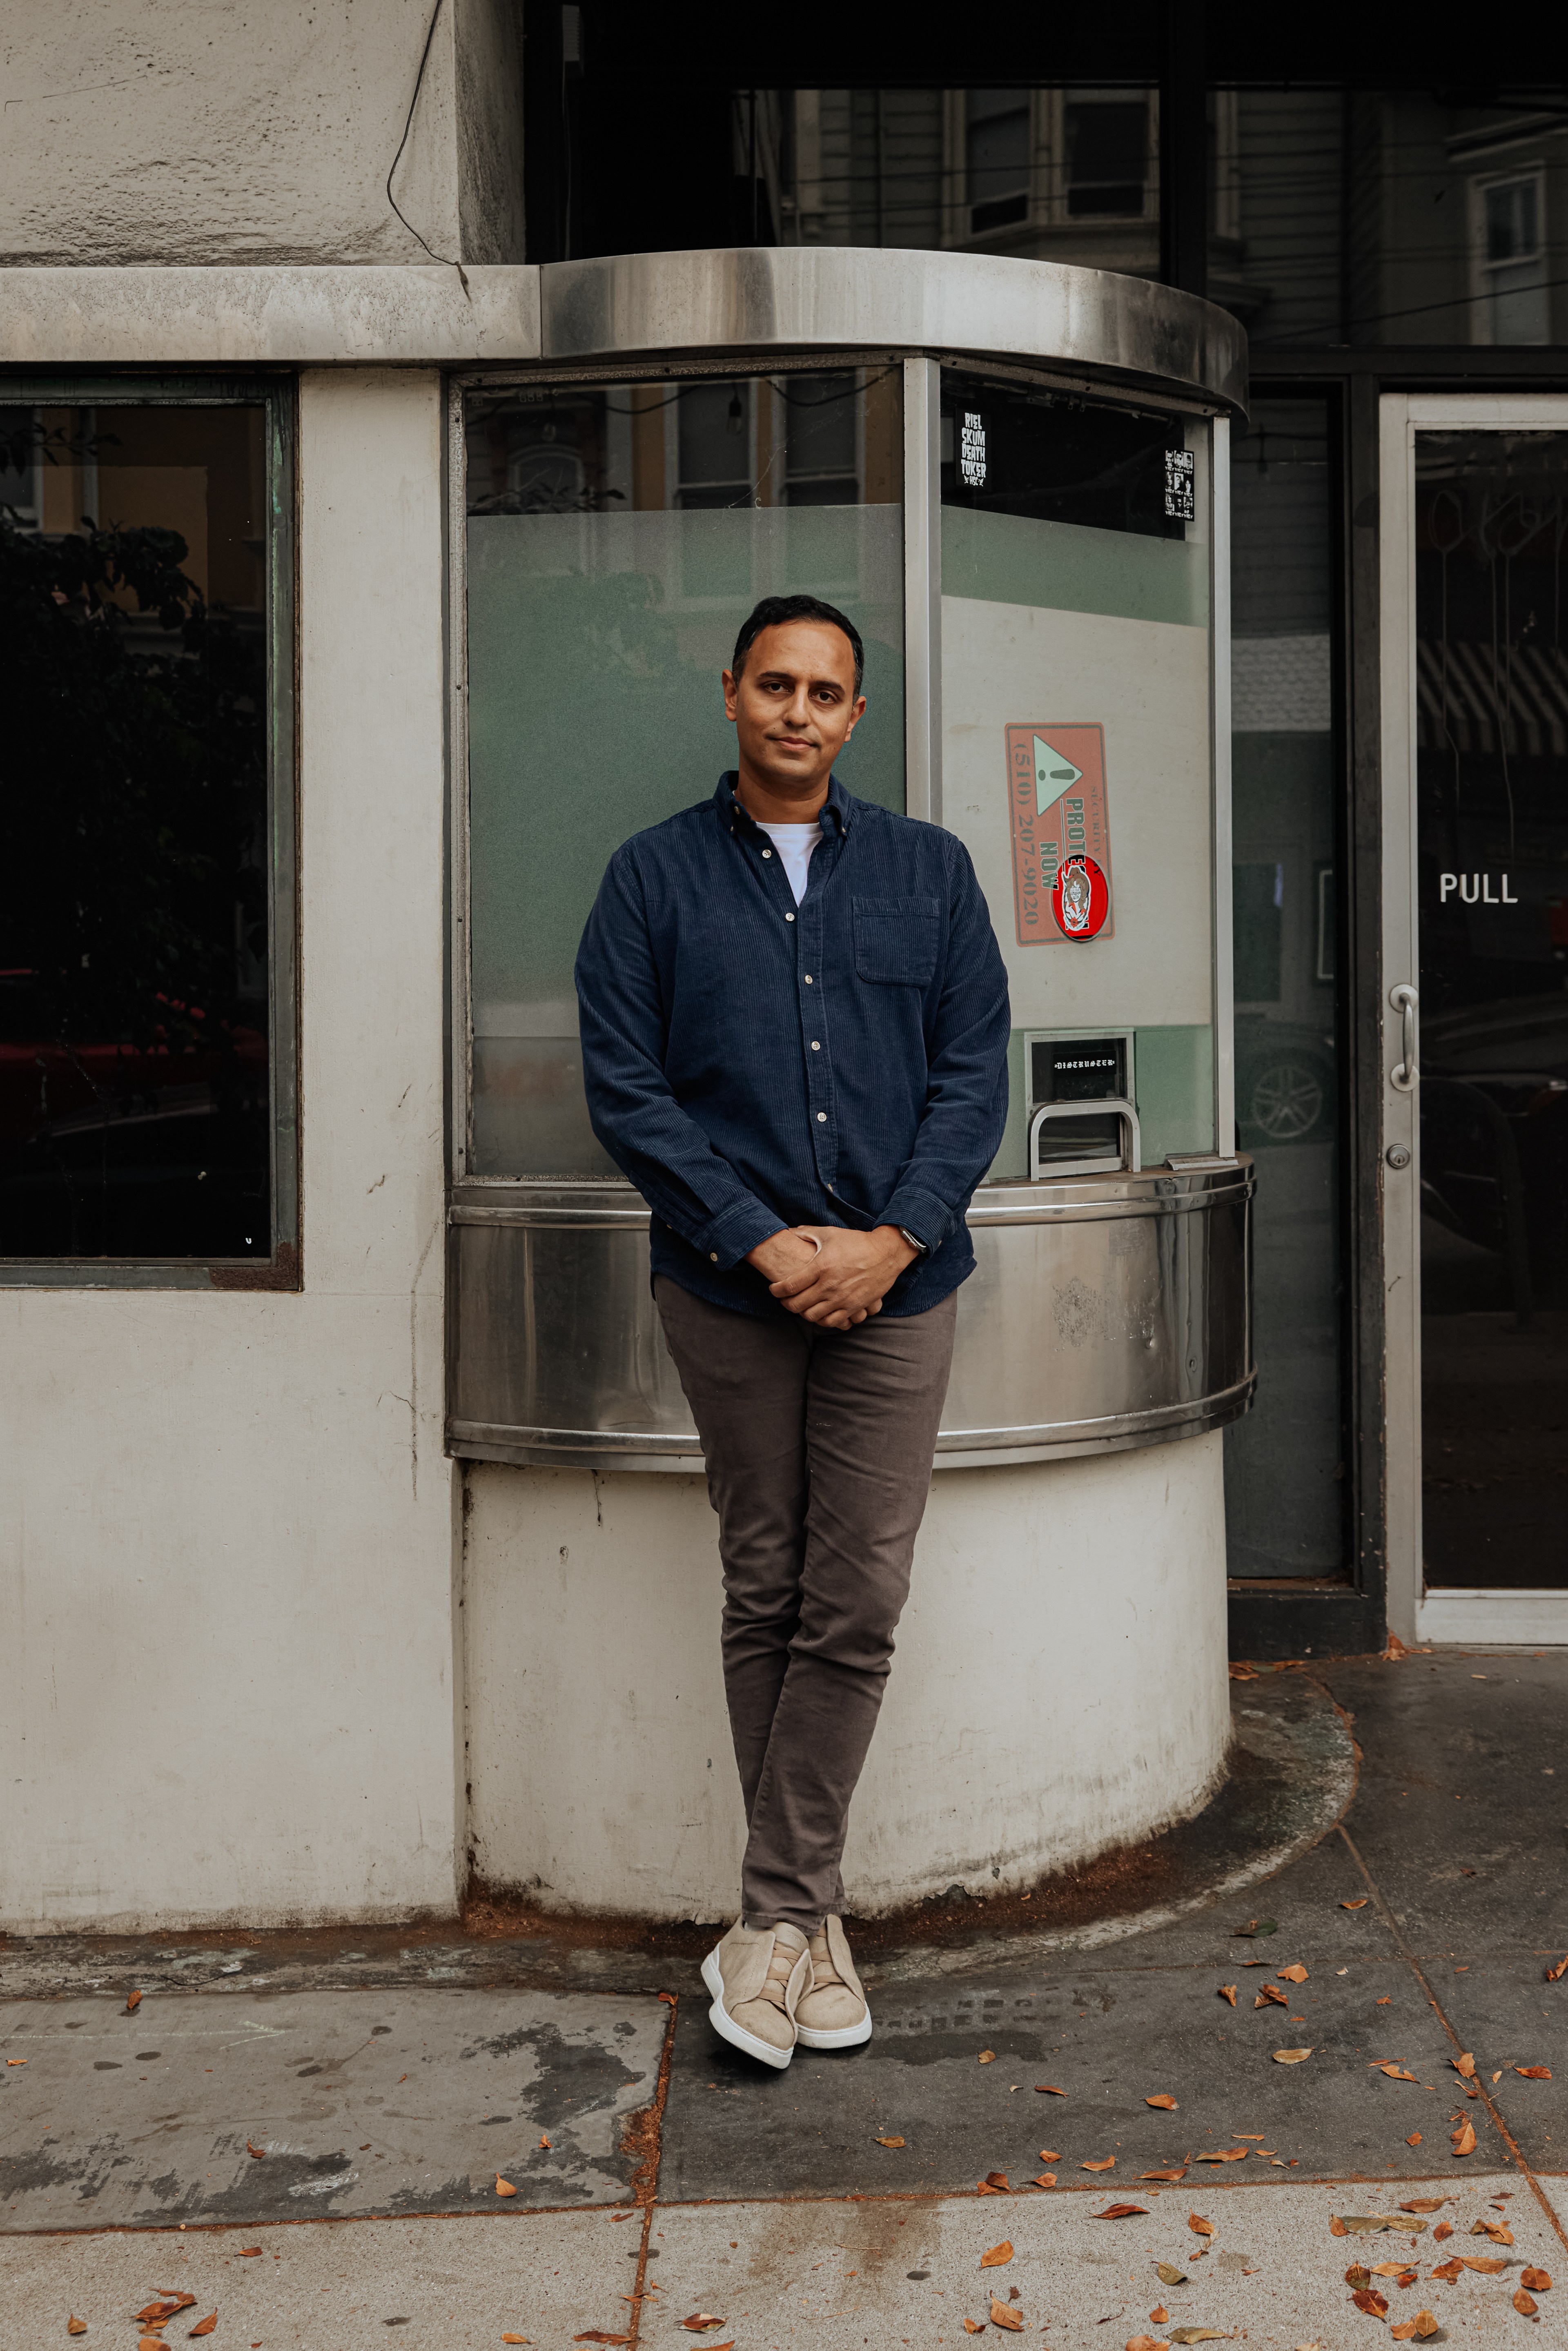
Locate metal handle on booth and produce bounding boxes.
[1028,1098,1141,1180]
[1390,983,1419,1092]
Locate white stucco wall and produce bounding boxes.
[463,1434,1231,1921]
[0,370,459,1933]
[0,0,525,269]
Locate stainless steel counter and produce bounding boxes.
[446,1160,1254,1473]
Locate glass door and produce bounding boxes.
[1381,397,1568,1640]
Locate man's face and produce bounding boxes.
[722,621,865,800]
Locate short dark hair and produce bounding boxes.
[731,593,865,696]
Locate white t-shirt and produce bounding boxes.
[757,821,823,906]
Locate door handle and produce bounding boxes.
[1390,983,1419,1092]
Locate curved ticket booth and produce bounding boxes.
[448,249,1252,1918]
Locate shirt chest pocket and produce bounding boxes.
[851,894,942,986]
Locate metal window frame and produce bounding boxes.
[0,370,299,1292]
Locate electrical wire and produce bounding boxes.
[386,0,471,296]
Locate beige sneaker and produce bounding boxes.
[794,1914,872,2050]
[701,1920,811,2070]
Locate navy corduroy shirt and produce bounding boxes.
[575,773,1011,1319]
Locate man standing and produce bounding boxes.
[576,593,1009,2069]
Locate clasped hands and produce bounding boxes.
[744,1223,918,1329]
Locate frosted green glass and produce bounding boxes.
[466,504,904,1175]
[942,504,1209,628]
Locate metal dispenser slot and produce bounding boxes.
[1025,1031,1140,1181]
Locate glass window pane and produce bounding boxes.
[1064,98,1149,217]
[1223,396,1345,1577]
[0,401,273,1261]
[938,368,1214,1182]
[463,367,905,1179]
[1414,429,1568,1592]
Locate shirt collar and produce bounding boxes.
[717,771,853,837]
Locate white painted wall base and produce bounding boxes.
[464,1432,1230,1921]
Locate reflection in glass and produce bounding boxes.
[1415,430,1568,1591]
[1222,398,1344,1576]
[463,368,905,1178]
[0,402,271,1260]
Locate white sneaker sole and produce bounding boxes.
[700,1947,795,2071]
[795,2011,873,2050]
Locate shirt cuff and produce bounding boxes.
[698,1195,791,1270]
[876,1183,954,1253]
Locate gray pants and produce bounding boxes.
[655,1276,958,1935]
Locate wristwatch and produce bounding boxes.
[897,1226,929,1257]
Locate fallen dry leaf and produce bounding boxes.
[137,2299,196,2324]
[1406,2133,1423,2146]
[1369,2263,1419,2282]
[1346,2266,1372,2290]
[1143,2170,1188,2182]
[1234,1917,1276,1938]
[1460,2257,1507,2275]
[1471,2220,1514,2244]
[1152,2310,1169,2326]
[1033,2174,1057,2188]
[1433,2224,1453,2242]
[1038,2150,1062,2163]
[983,2173,1010,2191]
[1128,2338,1169,2351]
[68,2324,87,2339]
[1431,2260,1464,2283]
[246,2140,266,2161]
[1399,2200,1448,2213]
[1547,1956,1568,1983]
[572,2335,630,2347]
[1451,2119,1478,2156]
[1389,2317,1439,2342]
[977,2178,1004,2194]
[539,2134,551,2150]
[126,1990,142,2013]
[502,2337,531,2346]
[980,2242,1014,2269]
[236,2249,262,2258]
[189,2321,217,2341]
[1197,2149,1248,2165]
[1256,1985,1290,2009]
[1278,1964,1309,1984]
[979,2050,997,2064]
[1521,2268,1552,2291]
[1146,2095,1178,2110]
[1035,2084,1067,2095]
[1338,2217,1404,2235]
[1372,2062,1419,2081]
[1218,1985,1237,2007]
[990,2300,1024,2331]
[1452,2052,1476,2079]
[1273,2048,1312,2064]
[1188,2214,1214,2239]
[1514,2288,1539,2318]
[1376,1996,1392,2006]
[874,2135,905,2148]
[495,2176,518,2197]
[1330,2217,1348,2237]
[1351,2289,1390,2317]
[1170,2331,1230,2344]
[1157,2265,1189,2287]
[1096,2204,1149,2220]
[1342,1899,1370,1910]
[1515,2065,1552,2079]
[680,2321,727,2335]
[1082,2156,1116,2171]
[964,2322,985,2336]
[6,2058,25,2066]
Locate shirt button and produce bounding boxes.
[762,848,772,858]
[811,1040,820,1050]
[785,912,795,923]
[709,1251,719,1262]
[817,1111,827,1123]
[804,973,813,983]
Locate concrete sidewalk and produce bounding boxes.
[4,1651,1567,2347]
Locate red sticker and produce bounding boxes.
[1004,723,1114,945]
[1051,853,1110,940]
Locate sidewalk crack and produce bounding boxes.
[1337,1819,1568,2257]
[625,1991,679,2346]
